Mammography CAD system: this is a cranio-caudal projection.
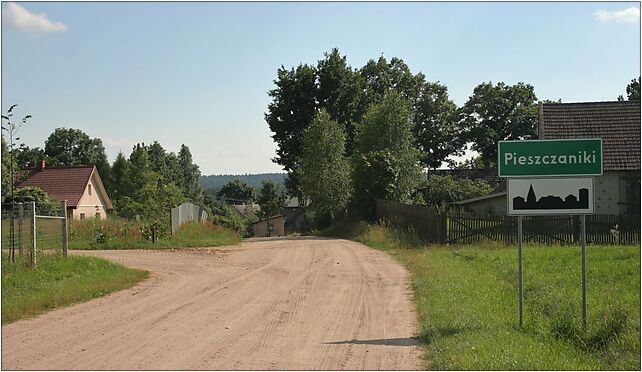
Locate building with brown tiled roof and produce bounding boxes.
[451,100,641,216]
[539,100,640,215]
[17,160,112,219]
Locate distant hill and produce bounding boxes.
[200,173,287,196]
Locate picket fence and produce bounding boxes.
[375,199,640,245]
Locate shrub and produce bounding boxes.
[5,186,60,212]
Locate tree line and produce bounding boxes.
[265,48,640,222]
[200,172,286,199]
[1,127,204,221]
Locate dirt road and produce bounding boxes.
[2,237,422,370]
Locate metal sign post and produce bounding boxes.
[518,216,524,327]
[500,138,601,331]
[581,215,587,330]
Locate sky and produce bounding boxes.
[1,1,640,175]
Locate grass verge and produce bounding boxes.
[320,221,641,370]
[69,219,242,250]
[2,253,148,324]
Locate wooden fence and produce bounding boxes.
[375,199,444,243]
[375,198,640,245]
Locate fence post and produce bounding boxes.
[572,216,580,243]
[440,212,447,244]
[29,202,37,267]
[503,215,510,245]
[9,203,15,263]
[17,203,24,256]
[61,200,68,258]
[617,214,623,245]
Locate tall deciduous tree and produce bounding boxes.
[298,110,352,221]
[353,91,423,217]
[256,179,285,219]
[217,179,256,204]
[265,63,318,197]
[360,56,424,108]
[317,48,365,154]
[266,50,463,195]
[414,81,461,168]
[459,82,538,166]
[44,127,113,194]
[15,145,46,168]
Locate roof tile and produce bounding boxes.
[17,165,95,207]
[541,100,640,171]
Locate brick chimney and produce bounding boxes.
[38,160,46,171]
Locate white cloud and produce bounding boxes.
[594,7,640,23]
[2,2,67,33]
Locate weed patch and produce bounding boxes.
[2,253,148,323]
[69,218,241,250]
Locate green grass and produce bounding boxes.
[320,221,641,370]
[2,253,148,324]
[69,218,242,250]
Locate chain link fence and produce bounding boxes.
[1,201,68,267]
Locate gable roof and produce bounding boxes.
[231,204,260,219]
[450,191,507,206]
[17,165,112,209]
[540,100,641,171]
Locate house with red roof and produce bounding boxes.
[17,160,112,220]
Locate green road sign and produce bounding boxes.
[498,139,603,177]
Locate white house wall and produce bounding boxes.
[594,171,620,215]
[73,175,108,220]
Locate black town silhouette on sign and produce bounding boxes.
[513,184,589,210]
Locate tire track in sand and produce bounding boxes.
[2,237,422,370]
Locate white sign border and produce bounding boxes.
[507,177,595,216]
[498,138,603,178]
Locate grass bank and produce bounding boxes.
[69,218,241,250]
[2,253,148,324]
[320,221,640,370]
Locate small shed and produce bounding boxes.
[282,197,309,233]
[230,203,260,219]
[253,215,284,237]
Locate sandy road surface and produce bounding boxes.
[2,237,422,370]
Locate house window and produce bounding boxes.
[88,184,92,196]
[80,213,85,220]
